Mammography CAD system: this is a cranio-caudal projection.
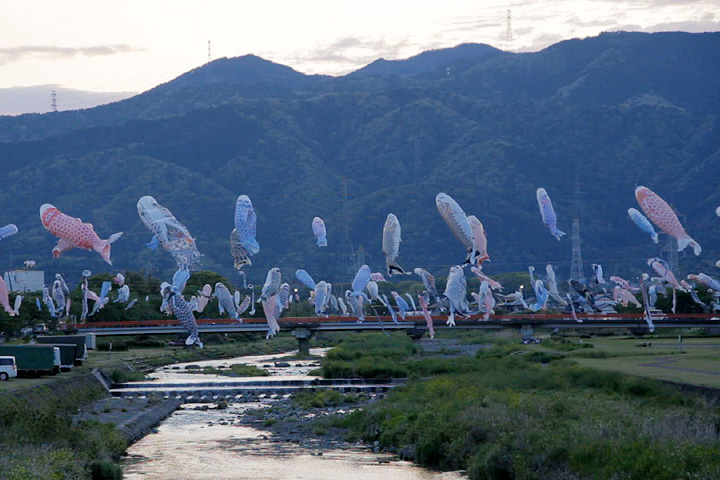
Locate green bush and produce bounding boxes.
[98,341,128,351]
[0,384,126,480]
[292,389,346,409]
[327,351,719,480]
[125,335,166,348]
[109,369,148,383]
[90,460,123,480]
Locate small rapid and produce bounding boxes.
[120,349,465,479]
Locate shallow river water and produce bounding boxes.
[121,351,465,480]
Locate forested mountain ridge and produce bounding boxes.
[0,31,718,288]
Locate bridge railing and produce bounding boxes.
[76,313,719,331]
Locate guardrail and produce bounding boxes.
[74,313,720,335]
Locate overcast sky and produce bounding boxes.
[1,0,718,96]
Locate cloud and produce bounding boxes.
[516,33,566,52]
[299,36,415,66]
[0,44,142,65]
[608,19,720,33]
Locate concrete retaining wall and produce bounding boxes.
[117,398,183,445]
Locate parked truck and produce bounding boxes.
[36,335,88,365]
[52,344,78,371]
[0,345,60,376]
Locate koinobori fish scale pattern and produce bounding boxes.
[41,204,122,264]
[137,196,199,267]
[636,186,701,255]
[235,195,259,255]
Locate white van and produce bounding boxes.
[0,356,18,380]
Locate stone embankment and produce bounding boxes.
[0,365,185,447]
[116,398,184,444]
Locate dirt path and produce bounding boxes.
[639,357,720,377]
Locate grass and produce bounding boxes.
[0,381,126,479]
[291,389,364,409]
[108,369,148,383]
[321,335,720,480]
[200,364,270,377]
[563,335,720,388]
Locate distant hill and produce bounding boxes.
[348,43,503,78]
[0,31,717,288]
[158,54,328,90]
[0,85,135,116]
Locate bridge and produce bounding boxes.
[76,313,720,354]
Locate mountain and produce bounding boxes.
[0,31,717,288]
[348,43,503,78]
[158,54,328,90]
[0,85,135,116]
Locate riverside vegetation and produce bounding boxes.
[0,331,339,479]
[4,329,720,479]
[311,332,720,480]
[0,380,126,480]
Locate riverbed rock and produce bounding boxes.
[399,445,416,461]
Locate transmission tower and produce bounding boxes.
[413,137,420,182]
[504,9,514,52]
[660,234,679,275]
[206,40,212,83]
[51,90,57,112]
[340,177,356,273]
[356,245,366,267]
[570,218,585,283]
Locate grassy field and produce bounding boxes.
[314,331,720,480]
[566,336,720,388]
[437,330,720,388]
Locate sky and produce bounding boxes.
[1,0,718,103]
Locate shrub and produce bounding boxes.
[90,460,123,480]
[109,370,147,383]
[98,341,128,351]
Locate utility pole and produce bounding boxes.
[51,90,57,112]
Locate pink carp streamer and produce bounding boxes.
[40,204,122,265]
[418,294,435,339]
[635,186,700,255]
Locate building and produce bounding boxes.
[4,270,44,292]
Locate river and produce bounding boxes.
[120,350,466,480]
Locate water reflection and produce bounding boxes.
[122,402,465,480]
[147,348,330,384]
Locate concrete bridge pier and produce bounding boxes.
[520,324,534,342]
[293,328,314,356]
[405,328,426,342]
